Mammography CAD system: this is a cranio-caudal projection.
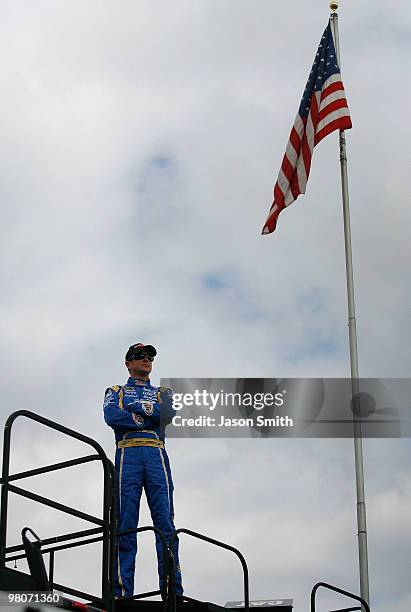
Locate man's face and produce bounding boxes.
[126,354,153,379]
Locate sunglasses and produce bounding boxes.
[132,353,154,362]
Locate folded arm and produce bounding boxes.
[103,386,143,430]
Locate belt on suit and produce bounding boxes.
[117,438,164,449]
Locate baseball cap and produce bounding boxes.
[125,343,157,361]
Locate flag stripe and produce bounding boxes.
[321,80,345,101]
[317,97,349,124]
[320,88,347,109]
[274,182,285,207]
[290,173,302,203]
[315,114,352,145]
[289,128,301,162]
[282,153,296,183]
[277,166,290,196]
[316,105,352,138]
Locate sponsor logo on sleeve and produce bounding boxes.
[104,389,114,407]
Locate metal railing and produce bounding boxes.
[311,581,370,612]
[0,410,116,611]
[169,528,249,612]
[1,411,252,612]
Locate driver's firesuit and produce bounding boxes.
[103,378,182,599]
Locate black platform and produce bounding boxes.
[0,567,38,591]
[114,598,292,612]
[115,599,225,612]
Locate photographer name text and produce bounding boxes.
[172,415,293,428]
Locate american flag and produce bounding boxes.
[262,21,352,235]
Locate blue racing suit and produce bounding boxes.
[103,377,182,598]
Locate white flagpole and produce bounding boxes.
[329,3,370,609]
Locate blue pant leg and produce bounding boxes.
[144,447,183,595]
[115,447,144,598]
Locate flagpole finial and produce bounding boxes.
[330,1,338,10]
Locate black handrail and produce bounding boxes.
[52,581,103,602]
[1,454,101,483]
[169,528,249,612]
[49,549,54,585]
[132,589,165,600]
[311,582,370,612]
[330,607,362,612]
[6,527,103,554]
[0,410,116,612]
[7,536,105,563]
[7,484,105,525]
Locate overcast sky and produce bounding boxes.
[0,1,410,611]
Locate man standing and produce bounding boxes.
[103,342,183,599]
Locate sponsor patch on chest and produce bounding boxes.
[132,414,144,427]
[141,401,154,415]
